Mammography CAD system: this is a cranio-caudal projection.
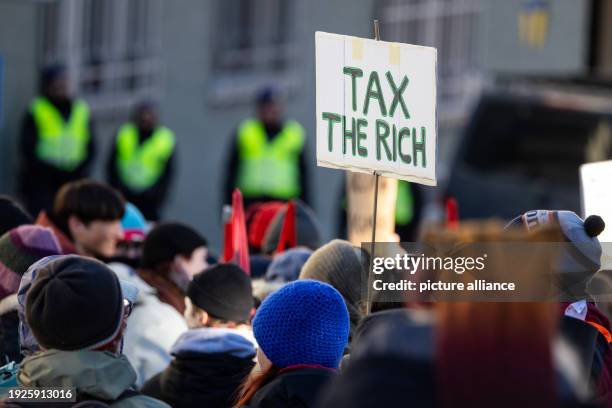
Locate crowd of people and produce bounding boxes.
[0,176,609,408]
[0,64,609,408]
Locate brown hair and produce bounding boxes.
[187,301,250,327]
[423,221,561,407]
[436,301,557,407]
[234,364,279,407]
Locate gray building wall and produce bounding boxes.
[0,0,376,252]
[481,0,590,74]
[157,0,376,250]
[0,2,39,195]
[0,0,595,252]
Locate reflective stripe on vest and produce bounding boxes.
[236,119,304,199]
[31,97,90,171]
[116,123,175,192]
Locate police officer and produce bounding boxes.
[107,102,175,221]
[223,87,309,209]
[19,65,96,215]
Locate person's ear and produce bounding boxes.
[67,215,85,235]
[172,254,184,272]
[200,310,209,327]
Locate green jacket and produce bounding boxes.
[18,349,169,408]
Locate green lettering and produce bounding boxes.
[322,112,341,152]
[357,118,368,157]
[413,127,426,167]
[375,119,392,161]
[398,127,411,164]
[343,67,363,112]
[392,125,397,162]
[386,71,410,119]
[343,116,357,156]
[364,71,387,117]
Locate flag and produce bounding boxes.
[276,200,297,253]
[445,197,459,229]
[222,189,250,274]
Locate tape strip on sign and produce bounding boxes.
[389,44,400,65]
[352,38,364,60]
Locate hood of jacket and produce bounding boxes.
[142,328,256,408]
[171,327,256,359]
[18,349,137,400]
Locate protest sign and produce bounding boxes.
[580,160,612,268]
[315,31,437,186]
[346,172,398,245]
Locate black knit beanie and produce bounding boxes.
[25,255,124,350]
[141,222,208,269]
[187,264,253,323]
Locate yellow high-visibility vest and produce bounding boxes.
[236,119,304,199]
[116,123,175,192]
[30,96,90,171]
[395,180,414,225]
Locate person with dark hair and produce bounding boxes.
[223,87,309,210]
[142,264,256,408]
[107,204,188,388]
[0,196,33,236]
[137,222,208,314]
[107,102,176,221]
[16,255,169,407]
[235,280,349,407]
[36,179,125,257]
[18,64,96,215]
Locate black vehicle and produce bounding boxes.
[446,79,612,220]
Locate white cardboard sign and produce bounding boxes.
[315,31,437,186]
[580,160,612,268]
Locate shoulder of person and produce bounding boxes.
[249,369,335,408]
[351,308,435,362]
[110,393,170,408]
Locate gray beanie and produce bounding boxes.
[299,239,364,338]
[506,210,605,298]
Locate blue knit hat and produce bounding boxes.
[253,279,349,369]
[121,202,148,241]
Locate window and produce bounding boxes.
[38,0,163,117]
[376,0,482,117]
[209,0,299,105]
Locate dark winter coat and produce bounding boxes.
[319,308,600,408]
[0,311,19,363]
[142,327,256,408]
[244,368,335,408]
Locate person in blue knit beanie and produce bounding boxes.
[235,279,349,408]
